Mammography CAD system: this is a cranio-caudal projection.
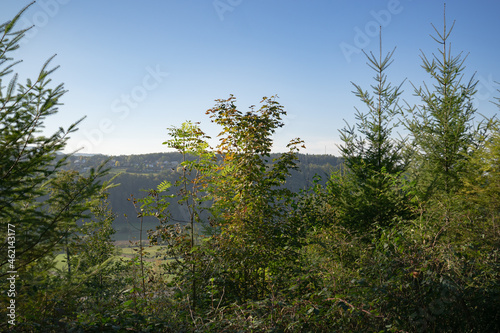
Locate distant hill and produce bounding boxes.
[62,152,343,241]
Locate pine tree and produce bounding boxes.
[336,32,410,232]
[403,7,484,199]
[72,186,121,306]
[0,4,106,277]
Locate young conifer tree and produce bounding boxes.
[335,31,410,232]
[403,6,484,199]
[0,4,106,277]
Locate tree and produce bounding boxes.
[48,170,91,282]
[204,95,305,301]
[462,120,500,223]
[156,120,214,310]
[139,96,305,307]
[335,32,411,233]
[71,184,123,307]
[0,4,106,277]
[403,9,486,200]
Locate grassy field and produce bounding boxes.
[54,253,67,270]
[53,244,169,272]
[119,245,165,259]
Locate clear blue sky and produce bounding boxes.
[2,0,499,155]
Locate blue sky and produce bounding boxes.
[2,0,499,155]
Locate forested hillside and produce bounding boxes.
[61,153,342,240]
[1,3,499,332]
